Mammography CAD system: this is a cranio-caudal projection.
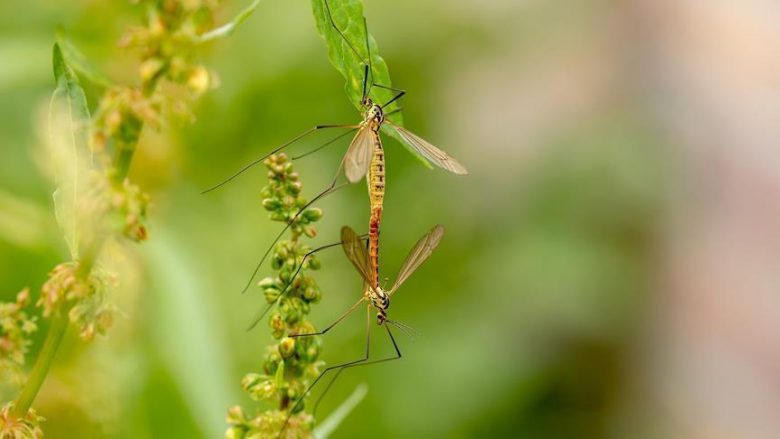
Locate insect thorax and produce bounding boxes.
[363,99,384,129]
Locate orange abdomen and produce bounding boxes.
[367,132,384,289]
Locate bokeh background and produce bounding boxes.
[2,0,779,438]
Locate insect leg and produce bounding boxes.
[200,124,354,194]
[383,107,403,118]
[289,297,366,338]
[278,304,372,438]
[291,127,357,161]
[372,84,406,108]
[245,234,367,331]
[310,324,402,420]
[240,156,351,295]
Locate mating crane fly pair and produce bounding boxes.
[203,0,467,436]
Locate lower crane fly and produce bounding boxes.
[201,0,466,294]
[273,223,445,438]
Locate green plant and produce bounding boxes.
[1,1,258,435]
[226,153,325,439]
[309,0,430,167]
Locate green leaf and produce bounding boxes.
[55,31,114,87]
[196,0,262,43]
[309,0,431,168]
[313,384,368,439]
[274,359,285,389]
[49,42,92,259]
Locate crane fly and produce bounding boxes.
[201,0,466,294]
[276,224,445,438]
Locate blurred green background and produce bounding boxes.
[0,0,670,437]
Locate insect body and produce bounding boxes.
[275,223,445,438]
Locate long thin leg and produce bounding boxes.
[372,83,405,95]
[292,127,357,161]
[311,367,345,417]
[278,305,372,439]
[379,88,406,108]
[200,124,356,194]
[290,324,403,435]
[383,108,403,118]
[240,158,349,295]
[245,235,367,331]
[323,0,367,65]
[289,297,366,338]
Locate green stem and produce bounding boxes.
[9,221,103,418]
[10,311,68,418]
[111,113,143,184]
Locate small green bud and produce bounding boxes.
[263,286,281,304]
[278,337,295,359]
[288,181,302,195]
[270,255,284,270]
[303,226,317,238]
[296,336,320,362]
[302,208,322,223]
[226,405,246,425]
[269,312,285,339]
[269,211,285,222]
[302,286,318,301]
[262,198,282,211]
[240,373,264,392]
[225,426,246,439]
[257,277,276,289]
[305,256,321,270]
[287,380,305,406]
[264,349,282,375]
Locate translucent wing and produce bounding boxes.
[386,122,468,175]
[341,226,373,287]
[389,224,445,295]
[343,125,375,183]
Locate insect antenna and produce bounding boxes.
[362,16,374,99]
[386,319,418,339]
[323,0,374,101]
[246,233,368,332]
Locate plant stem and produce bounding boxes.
[9,108,131,419]
[112,116,143,184]
[10,311,68,418]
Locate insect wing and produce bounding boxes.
[344,126,375,183]
[386,122,468,175]
[390,224,445,295]
[341,225,374,287]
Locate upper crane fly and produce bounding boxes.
[201,0,466,295]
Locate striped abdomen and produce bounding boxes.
[367,131,385,289]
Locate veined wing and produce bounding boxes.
[389,224,445,295]
[386,122,468,175]
[341,225,374,288]
[344,125,375,183]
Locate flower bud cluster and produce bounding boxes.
[0,403,43,439]
[120,0,220,94]
[227,154,324,439]
[0,290,38,389]
[38,263,116,342]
